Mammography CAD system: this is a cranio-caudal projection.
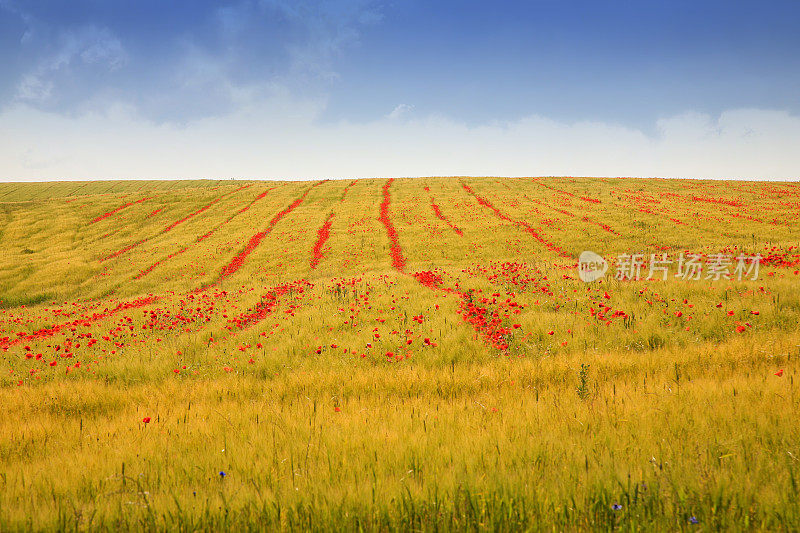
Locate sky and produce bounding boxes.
[0,0,799,180]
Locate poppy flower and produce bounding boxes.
[142,417,151,424]
[775,369,784,377]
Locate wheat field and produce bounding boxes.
[0,177,798,530]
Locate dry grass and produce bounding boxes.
[0,176,798,530]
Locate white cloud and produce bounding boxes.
[387,104,414,120]
[257,0,383,82]
[14,26,127,104]
[0,98,798,180]
[16,74,54,101]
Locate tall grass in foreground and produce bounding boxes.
[1,335,798,530]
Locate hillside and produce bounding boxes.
[1,176,799,530]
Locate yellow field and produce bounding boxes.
[0,177,799,530]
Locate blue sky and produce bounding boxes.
[1,0,799,179]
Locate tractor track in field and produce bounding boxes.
[462,183,571,258]
[379,178,406,272]
[135,187,277,279]
[201,180,326,289]
[91,196,152,224]
[102,184,252,262]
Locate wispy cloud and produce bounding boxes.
[0,0,383,123]
[387,104,413,119]
[1,99,797,180]
[15,26,126,105]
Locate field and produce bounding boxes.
[1,176,799,530]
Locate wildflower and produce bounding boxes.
[775,369,784,377]
[219,471,226,478]
[612,503,622,511]
[735,325,746,333]
[334,406,341,412]
[142,417,151,424]
[689,516,699,524]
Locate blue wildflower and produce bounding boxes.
[612,503,622,511]
[219,471,226,478]
[689,516,699,524]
